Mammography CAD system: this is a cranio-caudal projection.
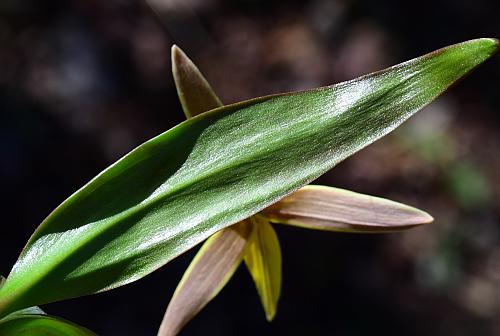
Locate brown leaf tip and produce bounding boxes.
[171,44,186,64]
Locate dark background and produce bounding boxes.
[1,0,500,335]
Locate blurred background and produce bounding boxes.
[1,0,499,335]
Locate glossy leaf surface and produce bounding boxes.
[262,185,433,232]
[3,306,45,317]
[0,38,496,317]
[163,46,281,335]
[169,44,283,328]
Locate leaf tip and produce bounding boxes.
[480,37,499,47]
[473,37,500,56]
[456,38,499,66]
[416,210,434,226]
[397,206,434,229]
[265,308,276,322]
[171,44,185,65]
[171,44,194,76]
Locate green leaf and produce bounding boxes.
[0,276,95,335]
[262,185,433,232]
[170,44,283,327]
[244,216,281,321]
[0,38,496,317]
[0,277,45,317]
[0,315,96,336]
[162,45,252,335]
[4,306,46,317]
[158,221,252,336]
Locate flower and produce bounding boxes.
[158,46,433,336]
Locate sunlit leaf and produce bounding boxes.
[4,306,46,317]
[158,221,252,336]
[169,44,282,328]
[160,46,253,336]
[1,276,44,317]
[0,315,96,336]
[244,216,282,321]
[0,38,496,317]
[262,185,433,232]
